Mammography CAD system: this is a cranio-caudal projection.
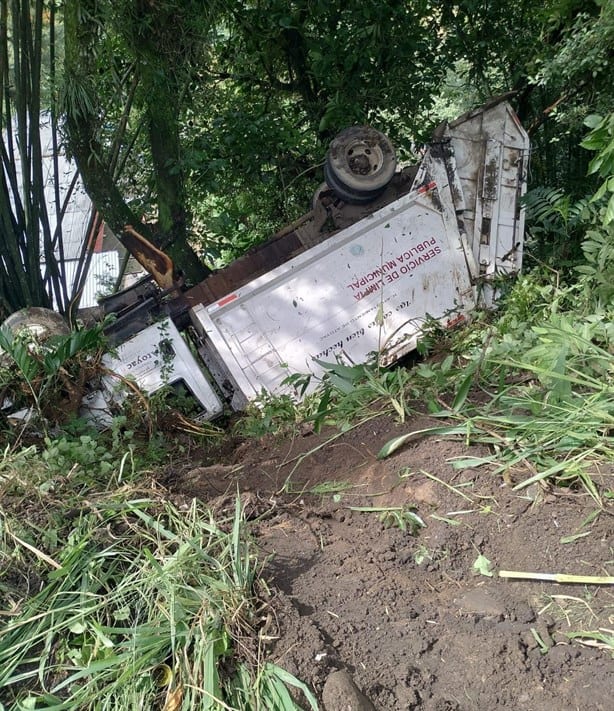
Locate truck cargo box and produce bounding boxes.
[189,98,529,403]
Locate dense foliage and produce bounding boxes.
[1,0,611,308]
[0,0,82,317]
[1,2,613,706]
[182,0,611,261]
[71,0,612,266]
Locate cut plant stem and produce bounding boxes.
[405,468,475,503]
[530,627,550,654]
[499,570,614,585]
[5,529,61,569]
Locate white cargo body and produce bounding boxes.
[442,99,529,305]
[190,99,529,402]
[192,181,473,399]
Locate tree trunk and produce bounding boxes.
[63,0,210,289]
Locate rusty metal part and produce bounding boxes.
[326,126,397,192]
[121,225,177,290]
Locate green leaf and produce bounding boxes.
[592,179,609,201]
[440,354,454,373]
[68,621,87,634]
[473,553,494,577]
[377,425,467,459]
[583,114,603,130]
[266,664,319,710]
[204,638,223,709]
[560,531,591,544]
[449,456,494,469]
[452,371,473,411]
[377,432,419,458]
[314,359,365,382]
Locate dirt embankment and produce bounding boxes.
[168,413,614,710]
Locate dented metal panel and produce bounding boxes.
[184,174,418,310]
[83,318,224,425]
[446,100,529,306]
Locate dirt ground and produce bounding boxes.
[166,411,614,711]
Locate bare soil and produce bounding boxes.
[166,412,614,710]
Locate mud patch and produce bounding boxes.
[167,413,614,710]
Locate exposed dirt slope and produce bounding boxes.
[167,413,614,710]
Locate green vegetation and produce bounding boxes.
[0,447,316,710]
[1,0,613,705]
[348,505,425,534]
[377,275,613,500]
[0,321,107,435]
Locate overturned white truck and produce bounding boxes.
[5,97,527,425]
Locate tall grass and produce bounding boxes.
[379,279,614,500]
[0,496,316,710]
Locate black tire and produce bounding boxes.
[325,126,396,204]
[311,182,331,210]
[324,161,388,205]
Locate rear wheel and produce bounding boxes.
[2,307,70,339]
[324,126,396,204]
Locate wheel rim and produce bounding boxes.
[1,307,70,339]
[326,126,396,195]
